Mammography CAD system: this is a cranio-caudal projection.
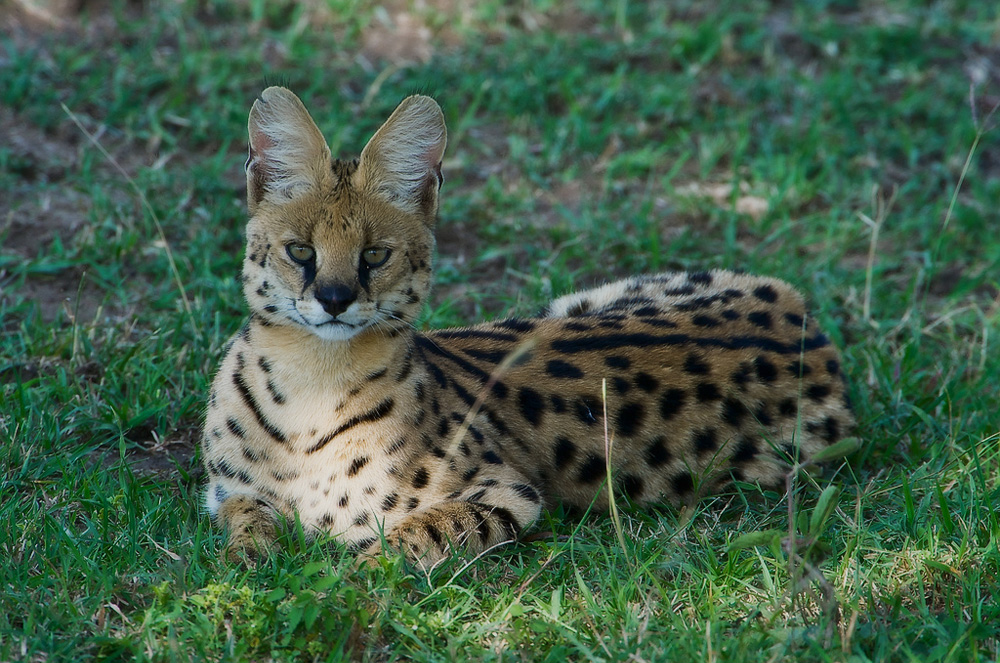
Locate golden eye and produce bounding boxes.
[286,244,315,264]
[362,247,390,267]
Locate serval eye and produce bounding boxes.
[362,247,390,267]
[286,244,315,264]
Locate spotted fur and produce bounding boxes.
[202,87,855,567]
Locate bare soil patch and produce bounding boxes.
[0,102,135,324]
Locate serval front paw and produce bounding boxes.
[216,494,278,565]
[363,500,527,570]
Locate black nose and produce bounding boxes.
[314,283,357,317]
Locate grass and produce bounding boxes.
[1,0,999,660]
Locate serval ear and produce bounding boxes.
[246,87,332,214]
[355,95,447,221]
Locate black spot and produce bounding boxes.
[462,466,480,482]
[689,271,713,286]
[747,311,772,329]
[676,296,718,312]
[732,437,758,463]
[412,467,429,489]
[212,484,228,504]
[482,450,504,465]
[787,360,811,377]
[605,355,630,370]
[578,454,606,484]
[495,318,535,333]
[381,493,399,511]
[721,398,748,427]
[692,428,717,455]
[437,417,450,437]
[518,387,545,427]
[644,437,671,467]
[826,359,840,376]
[550,394,567,413]
[567,300,592,317]
[642,318,679,329]
[616,402,646,437]
[753,285,778,302]
[547,360,584,379]
[554,437,577,469]
[354,511,370,527]
[684,353,711,375]
[406,497,420,511]
[338,494,350,508]
[754,405,773,426]
[784,312,804,327]
[575,395,600,425]
[226,418,246,439]
[512,483,540,503]
[242,445,263,463]
[612,377,631,395]
[621,474,644,500]
[724,289,745,299]
[665,285,696,297]
[731,363,753,388]
[778,398,798,417]
[806,384,832,401]
[671,471,694,495]
[634,372,659,393]
[659,388,686,420]
[266,380,286,404]
[564,321,591,332]
[822,416,840,442]
[692,314,720,328]
[754,357,778,382]
[347,456,369,477]
[721,309,740,320]
[696,382,722,402]
[215,459,238,479]
[634,306,659,317]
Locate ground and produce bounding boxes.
[1,1,999,661]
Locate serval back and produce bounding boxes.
[201,87,855,567]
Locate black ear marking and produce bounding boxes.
[246,144,269,207]
[434,161,443,190]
